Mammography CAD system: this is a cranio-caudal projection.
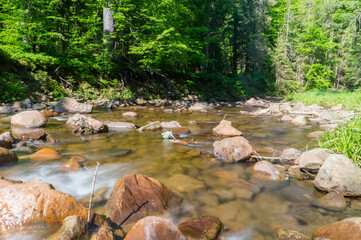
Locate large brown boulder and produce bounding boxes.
[105,174,182,232]
[213,137,253,162]
[66,114,108,134]
[178,216,223,240]
[296,148,330,173]
[0,178,103,232]
[55,97,92,114]
[313,217,361,240]
[11,111,47,128]
[314,154,361,196]
[212,120,243,137]
[0,147,18,167]
[124,217,186,240]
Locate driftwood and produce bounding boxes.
[87,161,100,226]
[251,155,286,161]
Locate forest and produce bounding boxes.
[0,0,360,102]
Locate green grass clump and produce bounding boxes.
[318,115,361,166]
[285,89,361,111]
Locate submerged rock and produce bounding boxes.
[307,131,324,138]
[212,120,243,137]
[11,111,47,128]
[105,174,182,232]
[0,147,18,167]
[55,97,92,114]
[124,217,186,240]
[313,217,361,240]
[178,216,223,240]
[312,191,347,211]
[66,114,108,134]
[29,148,61,161]
[213,136,253,162]
[189,103,213,112]
[314,154,361,196]
[0,178,103,232]
[17,129,47,141]
[276,228,310,240]
[122,112,137,117]
[165,174,205,194]
[48,215,87,240]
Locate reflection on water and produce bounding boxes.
[0,107,359,239]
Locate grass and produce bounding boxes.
[318,114,361,166]
[285,89,361,111]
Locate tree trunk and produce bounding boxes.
[103,3,115,51]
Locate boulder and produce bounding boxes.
[313,217,361,240]
[160,121,190,134]
[124,217,186,240]
[292,102,306,112]
[296,148,330,172]
[66,114,108,134]
[189,103,213,112]
[137,121,162,132]
[105,122,136,131]
[32,103,46,110]
[11,111,47,128]
[40,110,59,118]
[0,131,15,149]
[269,103,281,114]
[213,137,253,162]
[0,178,103,232]
[287,166,306,180]
[280,103,292,113]
[105,174,182,232]
[54,97,92,114]
[90,226,115,240]
[212,120,243,137]
[0,147,18,167]
[291,116,307,127]
[17,129,47,141]
[165,174,206,194]
[48,215,87,240]
[161,121,182,129]
[320,123,339,131]
[314,154,361,196]
[122,112,137,117]
[178,216,223,240]
[252,161,288,181]
[276,228,310,240]
[312,191,346,211]
[29,148,61,161]
[21,99,32,109]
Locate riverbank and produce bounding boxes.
[286,89,361,111]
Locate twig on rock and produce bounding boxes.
[87,161,100,226]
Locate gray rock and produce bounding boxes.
[122,112,137,117]
[315,154,361,196]
[280,148,302,162]
[55,97,92,114]
[212,120,243,137]
[0,106,13,114]
[269,103,281,114]
[11,111,47,128]
[32,103,46,110]
[189,103,213,112]
[66,114,107,134]
[312,191,346,211]
[296,148,330,173]
[292,102,306,112]
[320,124,339,131]
[138,121,162,132]
[21,99,32,108]
[161,121,182,129]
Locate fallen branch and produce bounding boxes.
[87,161,100,226]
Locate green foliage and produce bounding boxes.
[286,89,361,111]
[319,115,361,166]
[304,64,334,89]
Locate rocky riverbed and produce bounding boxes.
[0,97,360,240]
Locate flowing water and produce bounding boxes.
[0,106,360,239]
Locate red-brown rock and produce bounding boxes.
[213,137,253,162]
[124,217,186,240]
[313,217,361,240]
[252,161,288,181]
[0,177,103,232]
[105,174,182,232]
[62,156,85,170]
[17,129,47,141]
[41,110,59,118]
[29,148,61,161]
[178,216,223,240]
[91,226,115,240]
